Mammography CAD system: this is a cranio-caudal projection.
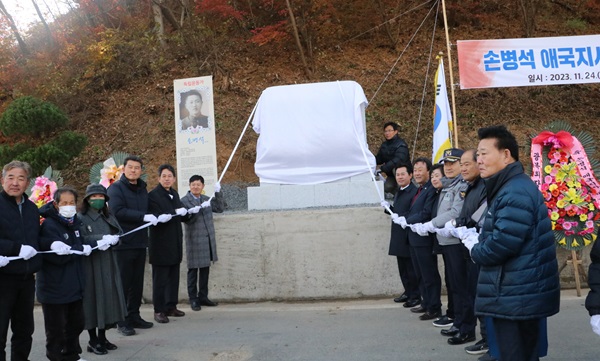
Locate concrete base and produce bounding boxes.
[247,172,384,210]
[141,206,591,303]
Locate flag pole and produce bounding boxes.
[440,0,459,148]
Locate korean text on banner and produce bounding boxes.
[173,76,218,195]
[433,61,453,164]
[457,34,600,89]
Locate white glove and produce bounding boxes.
[415,224,430,237]
[157,214,172,223]
[187,206,201,214]
[0,256,9,267]
[200,200,211,208]
[101,234,120,246]
[214,182,221,193]
[461,233,480,252]
[398,216,408,229]
[435,227,452,238]
[409,223,422,233]
[143,214,159,226]
[391,213,399,221]
[50,241,71,255]
[459,227,478,241]
[96,239,111,251]
[19,245,37,260]
[591,315,600,336]
[82,245,92,256]
[445,220,456,230]
[380,200,390,209]
[423,221,435,233]
[175,207,187,216]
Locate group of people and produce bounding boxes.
[380,124,562,361]
[0,155,224,361]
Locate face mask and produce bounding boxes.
[89,199,105,210]
[58,205,77,218]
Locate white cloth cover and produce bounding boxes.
[252,81,375,184]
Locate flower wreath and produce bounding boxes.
[530,121,600,250]
[89,151,147,187]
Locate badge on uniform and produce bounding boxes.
[87,225,92,233]
[63,233,69,240]
[74,230,80,237]
[460,191,466,200]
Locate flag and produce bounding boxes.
[432,60,453,164]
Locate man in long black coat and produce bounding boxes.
[376,122,410,195]
[387,163,419,305]
[148,164,190,324]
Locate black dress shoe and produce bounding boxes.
[403,299,421,308]
[191,300,201,311]
[87,342,107,355]
[200,299,219,307]
[441,325,460,337]
[410,305,426,313]
[419,311,442,321]
[130,318,154,329]
[101,340,117,350]
[154,312,169,324]
[394,294,409,303]
[448,332,476,345]
[117,325,135,336]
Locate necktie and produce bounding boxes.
[411,186,422,205]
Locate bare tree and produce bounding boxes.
[0,0,30,55]
[519,0,539,37]
[32,0,54,46]
[152,0,168,49]
[285,0,312,78]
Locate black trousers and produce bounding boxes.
[467,259,487,340]
[152,264,181,313]
[396,256,420,301]
[442,244,476,334]
[115,249,147,325]
[0,274,35,361]
[41,300,85,361]
[188,267,210,302]
[493,318,540,361]
[409,246,441,313]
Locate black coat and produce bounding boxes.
[388,183,417,257]
[405,181,437,248]
[586,233,600,316]
[148,185,189,266]
[375,135,410,177]
[455,176,487,229]
[107,174,149,250]
[0,191,42,276]
[36,203,85,304]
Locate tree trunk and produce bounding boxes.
[519,0,538,37]
[31,0,54,47]
[0,0,30,56]
[152,0,168,50]
[285,0,312,79]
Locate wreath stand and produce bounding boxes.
[558,250,588,297]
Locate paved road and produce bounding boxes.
[19,289,597,360]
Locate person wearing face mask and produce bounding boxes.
[37,187,91,361]
[78,184,126,356]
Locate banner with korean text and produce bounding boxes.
[174,76,218,195]
[457,35,600,89]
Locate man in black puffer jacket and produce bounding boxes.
[376,122,410,195]
[464,125,560,361]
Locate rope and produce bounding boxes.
[411,0,440,162]
[368,0,439,107]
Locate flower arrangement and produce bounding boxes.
[30,176,57,208]
[89,151,147,186]
[531,121,600,251]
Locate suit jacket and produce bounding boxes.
[388,183,417,257]
[405,181,437,248]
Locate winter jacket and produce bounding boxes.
[585,232,600,316]
[36,203,85,304]
[454,176,487,229]
[430,175,468,246]
[388,183,417,257]
[470,161,560,320]
[107,174,149,250]
[375,135,410,177]
[0,191,42,276]
[180,191,224,269]
[148,185,189,266]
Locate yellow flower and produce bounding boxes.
[558,238,567,246]
[574,181,581,188]
[593,233,598,241]
[544,165,552,174]
[549,184,558,192]
[551,221,556,230]
[567,180,575,188]
[556,200,566,209]
[585,239,592,246]
[550,212,560,221]
[590,204,595,211]
[572,240,580,248]
[580,214,588,222]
